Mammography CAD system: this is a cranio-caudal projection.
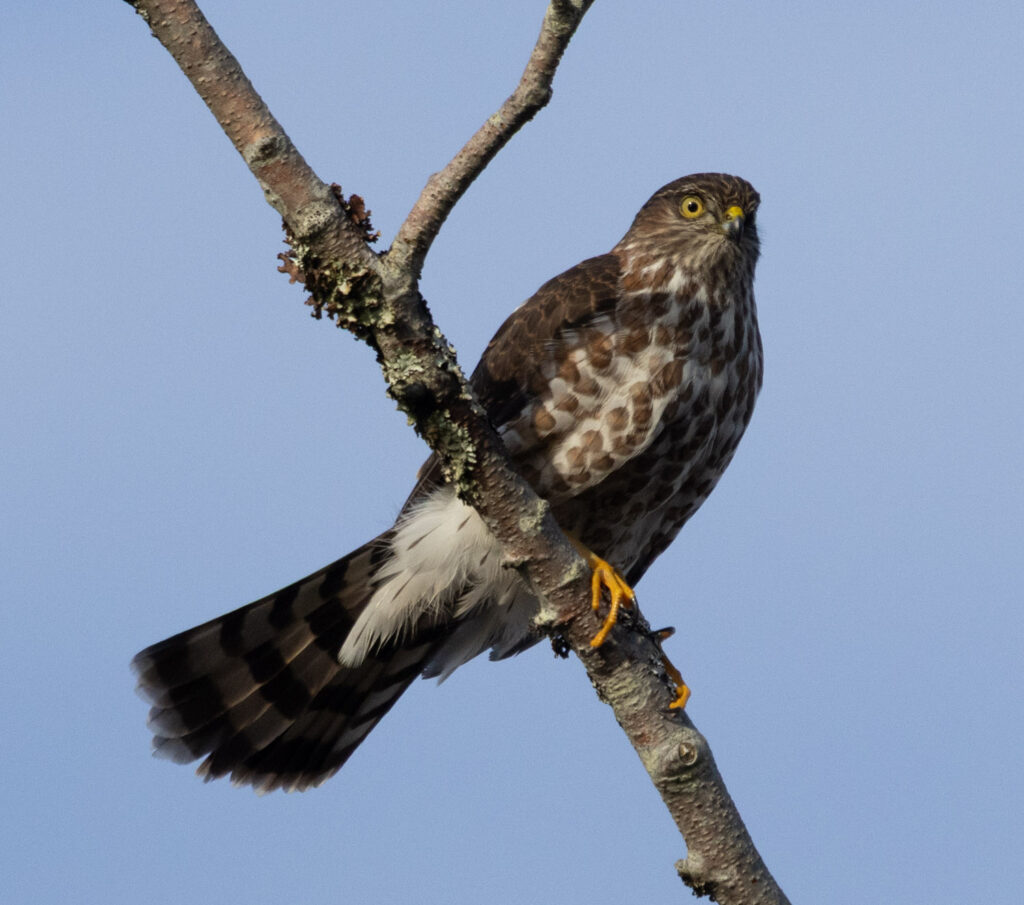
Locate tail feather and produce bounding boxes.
[150,629,346,769]
[234,644,434,791]
[132,534,445,793]
[142,620,315,726]
[134,540,386,697]
[144,595,357,739]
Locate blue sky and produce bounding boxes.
[3,2,1022,903]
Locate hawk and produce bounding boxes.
[133,172,763,793]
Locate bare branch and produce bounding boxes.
[390,0,596,274]
[124,0,378,270]
[125,1,790,901]
[554,607,792,905]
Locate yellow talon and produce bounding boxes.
[667,675,692,710]
[654,626,691,710]
[566,537,690,708]
[567,536,636,648]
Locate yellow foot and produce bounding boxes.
[667,673,691,710]
[653,627,691,710]
[568,536,636,648]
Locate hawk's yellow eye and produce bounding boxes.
[680,196,705,219]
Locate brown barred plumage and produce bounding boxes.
[132,173,763,792]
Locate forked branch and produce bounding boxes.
[124,1,789,901]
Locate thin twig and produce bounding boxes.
[389,0,596,274]
[125,1,790,901]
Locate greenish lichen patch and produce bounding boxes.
[517,495,550,537]
[298,250,383,337]
[423,413,478,500]
[384,348,428,384]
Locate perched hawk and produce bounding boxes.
[133,172,763,793]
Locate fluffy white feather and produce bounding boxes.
[337,486,531,670]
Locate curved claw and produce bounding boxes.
[567,537,636,648]
[666,673,691,710]
[567,537,691,708]
[653,628,691,709]
[587,555,635,647]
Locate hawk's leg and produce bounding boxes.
[652,626,692,710]
[567,538,691,710]
[567,536,636,648]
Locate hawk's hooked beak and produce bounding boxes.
[722,205,746,241]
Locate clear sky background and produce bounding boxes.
[3,2,1022,903]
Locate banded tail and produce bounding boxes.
[133,486,536,793]
[132,534,445,794]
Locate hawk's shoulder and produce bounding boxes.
[471,253,621,427]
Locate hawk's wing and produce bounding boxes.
[401,253,623,505]
[472,253,622,429]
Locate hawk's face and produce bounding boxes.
[616,173,760,284]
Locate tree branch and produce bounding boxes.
[125,2,789,901]
[389,0,596,275]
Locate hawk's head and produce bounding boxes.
[615,173,760,280]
